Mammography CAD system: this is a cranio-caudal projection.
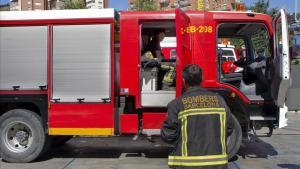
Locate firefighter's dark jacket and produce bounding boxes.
[161,86,234,169]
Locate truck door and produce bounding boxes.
[175,9,192,96]
[271,9,291,107]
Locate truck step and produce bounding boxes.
[250,115,276,121]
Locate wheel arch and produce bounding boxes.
[0,95,48,133]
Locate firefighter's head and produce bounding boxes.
[154,29,166,42]
[182,64,202,89]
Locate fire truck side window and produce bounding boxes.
[251,29,271,60]
[218,23,272,101]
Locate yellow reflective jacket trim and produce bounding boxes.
[168,160,228,166]
[169,154,227,160]
[178,108,225,117]
[221,113,227,154]
[181,117,188,156]
[179,111,225,120]
[174,107,227,166]
[178,108,225,120]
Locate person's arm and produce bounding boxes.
[154,50,164,61]
[161,100,180,143]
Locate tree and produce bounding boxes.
[268,7,279,18]
[131,0,157,11]
[64,0,86,9]
[249,0,268,13]
[249,0,278,18]
[0,4,10,11]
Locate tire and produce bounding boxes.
[227,113,242,159]
[0,109,46,163]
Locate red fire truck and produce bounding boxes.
[0,8,291,163]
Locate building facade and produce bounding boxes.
[86,0,108,9]
[21,0,47,10]
[129,0,241,11]
[48,0,65,10]
[10,0,22,10]
[10,0,61,10]
[10,0,108,10]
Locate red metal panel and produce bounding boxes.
[119,15,140,105]
[120,114,138,134]
[175,9,192,97]
[142,113,166,129]
[49,103,114,128]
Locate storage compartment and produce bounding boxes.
[52,24,111,102]
[0,26,47,90]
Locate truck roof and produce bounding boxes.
[0,9,116,21]
[120,10,271,24]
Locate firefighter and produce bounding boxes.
[147,29,166,61]
[161,64,234,169]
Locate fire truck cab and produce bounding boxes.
[0,9,290,163]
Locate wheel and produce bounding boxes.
[227,113,242,159]
[0,109,46,163]
[52,136,72,147]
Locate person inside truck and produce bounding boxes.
[141,32,150,56]
[141,29,176,89]
[146,29,166,61]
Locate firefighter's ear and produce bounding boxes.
[182,78,187,90]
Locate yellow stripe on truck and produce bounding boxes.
[49,128,114,136]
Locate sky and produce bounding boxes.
[0,0,299,13]
[109,0,128,10]
[244,0,298,13]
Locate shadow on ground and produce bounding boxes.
[237,134,278,159]
[277,164,300,169]
[36,136,171,162]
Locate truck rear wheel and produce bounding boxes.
[0,109,46,163]
[227,114,242,159]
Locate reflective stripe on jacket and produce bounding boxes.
[161,87,233,169]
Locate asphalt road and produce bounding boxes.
[1,113,300,169]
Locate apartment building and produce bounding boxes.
[48,0,65,10]
[10,0,22,10]
[10,0,61,10]
[86,0,108,9]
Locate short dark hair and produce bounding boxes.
[154,29,165,35]
[182,64,202,86]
